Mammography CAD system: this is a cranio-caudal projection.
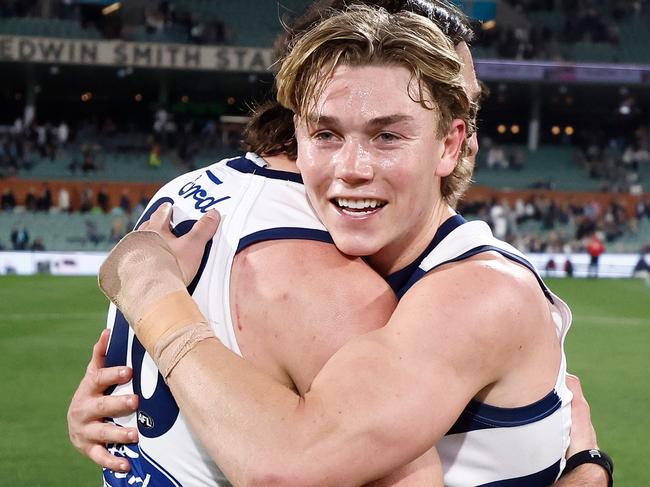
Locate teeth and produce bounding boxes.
[335,198,384,210]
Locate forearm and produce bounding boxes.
[167,339,350,486]
[554,465,608,487]
[165,328,446,486]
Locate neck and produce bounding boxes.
[368,202,456,277]
[262,153,299,173]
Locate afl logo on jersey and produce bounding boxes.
[178,170,231,213]
[138,410,155,429]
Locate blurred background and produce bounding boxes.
[0,0,648,485]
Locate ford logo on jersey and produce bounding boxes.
[178,170,231,213]
[138,410,155,429]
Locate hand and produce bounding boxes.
[139,203,221,285]
[565,373,598,457]
[67,329,139,472]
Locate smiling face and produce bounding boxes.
[295,64,466,275]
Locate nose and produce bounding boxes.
[334,142,373,185]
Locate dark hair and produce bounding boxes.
[241,100,297,159]
[243,0,474,161]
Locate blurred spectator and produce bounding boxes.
[118,190,132,214]
[563,258,574,277]
[58,187,71,213]
[149,143,162,168]
[57,121,70,149]
[587,232,605,278]
[25,187,37,211]
[85,220,103,246]
[30,237,46,251]
[79,188,93,213]
[633,252,650,277]
[37,184,52,212]
[110,217,127,243]
[487,145,508,169]
[97,189,110,213]
[11,225,30,250]
[1,188,17,211]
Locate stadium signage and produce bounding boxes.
[475,59,650,85]
[0,35,274,72]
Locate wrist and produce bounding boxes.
[99,231,186,325]
[561,449,613,487]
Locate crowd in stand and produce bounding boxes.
[0,110,240,180]
[0,0,230,45]
[0,182,150,251]
[458,193,650,255]
[0,118,69,177]
[574,124,650,194]
[473,123,650,195]
[473,0,644,61]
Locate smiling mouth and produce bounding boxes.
[332,197,387,215]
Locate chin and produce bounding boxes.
[330,233,381,258]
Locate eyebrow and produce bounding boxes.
[305,114,415,129]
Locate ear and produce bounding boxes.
[435,119,466,178]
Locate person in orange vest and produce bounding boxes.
[587,232,605,278]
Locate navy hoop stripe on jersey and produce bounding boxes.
[237,227,334,253]
[394,243,554,303]
[226,155,304,183]
[385,214,466,292]
[447,390,562,435]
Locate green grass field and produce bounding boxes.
[0,275,648,485]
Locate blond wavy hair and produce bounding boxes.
[276,5,476,206]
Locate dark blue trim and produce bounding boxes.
[386,214,466,293]
[226,155,303,184]
[477,459,561,486]
[134,197,174,230]
[205,169,223,185]
[237,227,334,253]
[396,244,554,304]
[447,389,561,435]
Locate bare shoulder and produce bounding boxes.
[391,251,551,384]
[232,239,397,394]
[404,251,545,325]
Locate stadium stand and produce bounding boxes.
[0,0,648,260]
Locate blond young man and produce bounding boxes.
[94,6,607,486]
[68,1,604,485]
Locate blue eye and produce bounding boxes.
[378,133,399,142]
[314,131,336,141]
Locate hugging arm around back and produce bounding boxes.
[171,238,443,486]
[120,231,543,485]
[98,211,607,486]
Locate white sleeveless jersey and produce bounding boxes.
[386,215,573,487]
[102,153,333,487]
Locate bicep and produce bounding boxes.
[299,276,503,482]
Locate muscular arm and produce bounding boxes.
[172,239,444,486]
[99,213,565,486]
[160,258,538,485]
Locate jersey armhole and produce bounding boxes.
[236,227,334,254]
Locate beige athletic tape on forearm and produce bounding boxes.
[153,321,216,379]
[136,290,207,351]
[99,231,187,327]
[99,230,217,375]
